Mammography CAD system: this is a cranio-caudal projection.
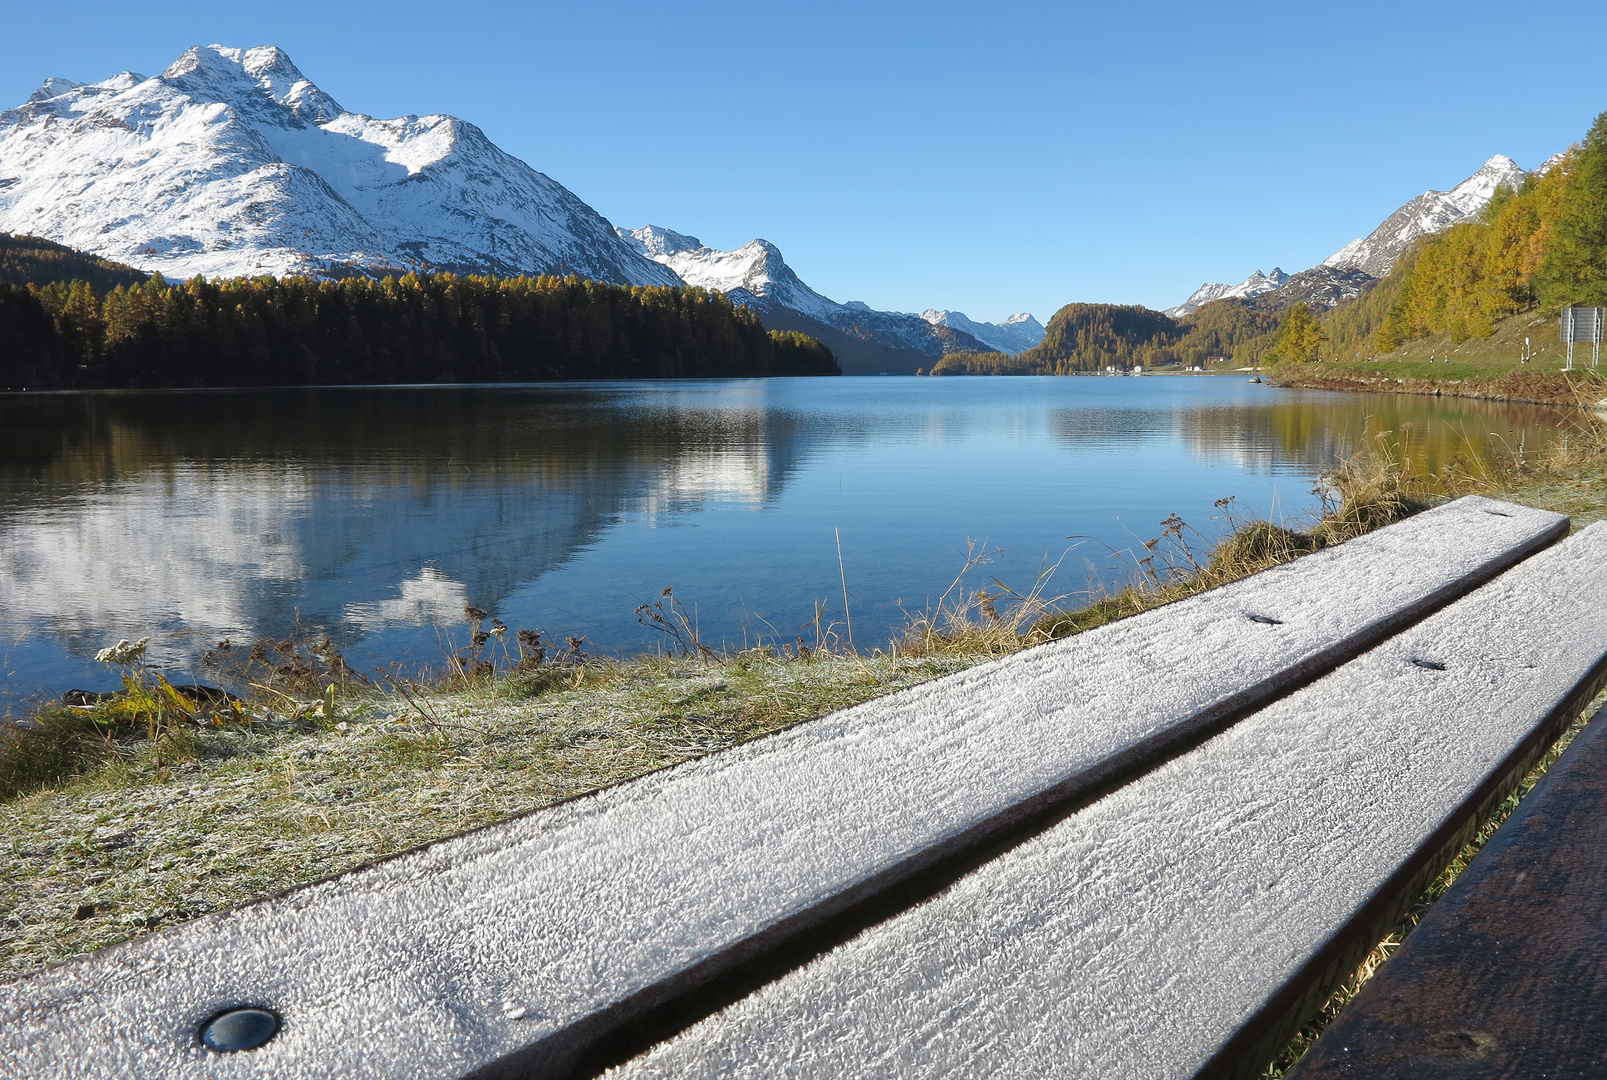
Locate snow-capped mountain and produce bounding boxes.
[617,225,996,374]
[0,44,1036,375]
[1164,268,1289,318]
[617,227,844,323]
[919,310,1044,355]
[1238,266,1376,315]
[0,45,679,285]
[1165,154,1535,318]
[1322,154,1528,277]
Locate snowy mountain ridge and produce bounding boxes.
[616,225,1005,368]
[617,226,843,323]
[1321,154,1528,277]
[919,310,1045,355]
[0,44,1034,375]
[1166,154,1536,318]
[0,45,679,285]
[1163,268,1289,319]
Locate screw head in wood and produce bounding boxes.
[199,1008,280,1053]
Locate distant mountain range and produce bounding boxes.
[6,42,1557,372]
[1165,268,1289,317]
[919,309,1045,355]
[1166,154,1544,319]
[0,45,1042,375]
[615,226,1005,372]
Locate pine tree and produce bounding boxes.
[1267,303,1325,366]
[1538,112,1607,311]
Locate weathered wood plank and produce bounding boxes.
[0,497,1566,1080]
[1284,699,1607,1079]
[612,522,1607,1080]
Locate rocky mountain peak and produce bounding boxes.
[1164,267,1289,318]
[619,225,705,259]
[27,78,83,104]
[919,309,1045,354]
[1453,154,1525,197]
[1322,154,1529,277]
[160,44,345,125]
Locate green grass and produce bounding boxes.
[1272,310,1607,408]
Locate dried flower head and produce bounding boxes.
[94,637,149,667]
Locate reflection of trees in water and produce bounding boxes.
[0,387,825,662]
[1,384,1576,681]
[0,387,810,496]
[1171,396,1573,476]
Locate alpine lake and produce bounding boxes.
[0,375,1575,706]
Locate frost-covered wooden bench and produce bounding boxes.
[1286,676,1607,1080]
[4,496,1604,1080]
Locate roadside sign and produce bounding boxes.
[1561,307,1605,369]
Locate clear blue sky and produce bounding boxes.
[4,0,1606,322]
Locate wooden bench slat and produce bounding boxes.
[0,497,1567,1080]
[611,522,1607,1080]
[1284,695,1607,1079]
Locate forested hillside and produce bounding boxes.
[0,271,839,388]
[0,234,149,293]
[1286,110,1607,364]
[931,298,1278,374]
[936,110,1607,379]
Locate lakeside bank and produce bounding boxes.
[2,385,1604,1076]
[1271,362,1602,409]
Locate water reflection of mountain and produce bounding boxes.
[0,386,819,666]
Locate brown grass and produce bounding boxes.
[1033,441,1432,642]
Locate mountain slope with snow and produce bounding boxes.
[919,310,1044,354]
[1164,268,1289,319]
[0,43,1041,375]
[1166,154,1534,318]
[617,225,1000,373]
[0,45,679,285]
[1322,154,1528,277]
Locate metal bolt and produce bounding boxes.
[1483,509,1512,517]
[1412,658,1447,671]
[1247,614,1283,625]
[200,1008,281,1053]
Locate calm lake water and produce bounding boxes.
[0,377,1575,704]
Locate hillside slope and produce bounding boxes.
[0,234,148,291]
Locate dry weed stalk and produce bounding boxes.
[636,587,716,661]
[898,540,1070,658]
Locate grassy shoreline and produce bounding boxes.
[4,389,1605,1075]
[1270,363,1601,408]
